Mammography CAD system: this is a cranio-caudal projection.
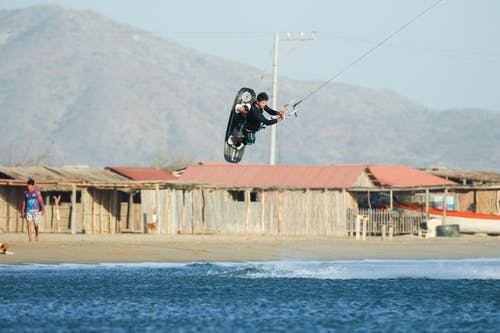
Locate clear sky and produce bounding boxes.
[2,0,499,111]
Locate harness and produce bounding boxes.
[241,122,265,145]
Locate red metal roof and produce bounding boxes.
[179,163,367,188]
[367,165,456,187]
[179,163,456,188]
[107,167,177,181]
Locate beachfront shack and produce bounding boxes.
[172,163,369,236]
[176,163,459,236]
[425,168,500,215]
[0,166,170,234]
[2,164,499,236]
[0,163,368,236]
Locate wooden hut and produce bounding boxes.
[0,166,144,234]
[425,168,500,215]
[2,164,499,237]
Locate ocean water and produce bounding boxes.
[1,260,499,333]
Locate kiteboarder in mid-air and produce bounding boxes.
[224,1,443,163]
[227,92,285,150]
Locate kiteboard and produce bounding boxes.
[224,87,256,163]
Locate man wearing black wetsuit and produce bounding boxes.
[229,92,285,149]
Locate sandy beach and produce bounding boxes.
[0,233,499,264]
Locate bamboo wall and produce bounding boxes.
[0,186,24,233]
[79,189,142,234]
[0,186,143,234]
[5,183,497,236]
[140,187,354,236]
[456,190,500,215]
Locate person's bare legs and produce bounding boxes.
[27,221,33,242]
[34,223,40,241]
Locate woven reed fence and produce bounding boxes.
[141,187,355,236]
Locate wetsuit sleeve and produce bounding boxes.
[264,105,280,116]
[254,109,278,126]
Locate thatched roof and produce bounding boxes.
[0,166,129,183]
[425,169,500,185]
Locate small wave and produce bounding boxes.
[212,259,500,280]
[1,259,499,279]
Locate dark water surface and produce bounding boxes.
[1,260,499,332]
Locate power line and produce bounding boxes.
[320,32,500,62]
[293,0,445,108]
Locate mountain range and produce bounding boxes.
[1,5,499,170]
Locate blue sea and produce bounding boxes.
[1,259,499,332]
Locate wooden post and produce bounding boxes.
[269,205,274,236]
[138,191,144,234]
[201,189,206,235]
[305,189,310,235]
[127,191,133,230]
[324,189,329,234]
[191,190,195,234]
[182,190,186,234]
[362,216,367,240]
[15,188,22,233]
[473,190,477,213]
[5,187,10,233]
[167,189,172,235]
[92,190,96,235]
[171,189,177,235]
[155,184,162,235]
[425,188,430,220]
[130,192,136,232]
[367,191,371,209]
[99,191,103,234]
[277,191,282,236]
[355,215,361,240]
[54,195,61,233]
[155,184,160,235]
[70,185,76,235]
[81,189,86,234]
[111,189,118,234]
[45,194,51,232]
[389,190,393,210]
[191,190,195,235]
[381,224,386,240]
[108,191,112,234]
[388,226,394,240]
[244,190,251,236]
[260,191,266,235]
[442,188,448,225]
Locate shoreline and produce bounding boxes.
[1,233,499,264]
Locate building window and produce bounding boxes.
[43,191,80,204]
[119,191,141,204]
[228,190,259,202]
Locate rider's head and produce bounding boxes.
[256,92,269,108]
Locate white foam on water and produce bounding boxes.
[1,259,499,279]
[229,259,500,280]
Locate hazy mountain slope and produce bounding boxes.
[0,5,498,170]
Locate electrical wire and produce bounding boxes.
[293,0,445,109]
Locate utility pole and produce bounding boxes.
[270,31,315,165]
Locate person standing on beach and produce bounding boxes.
[21,179,44,241]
